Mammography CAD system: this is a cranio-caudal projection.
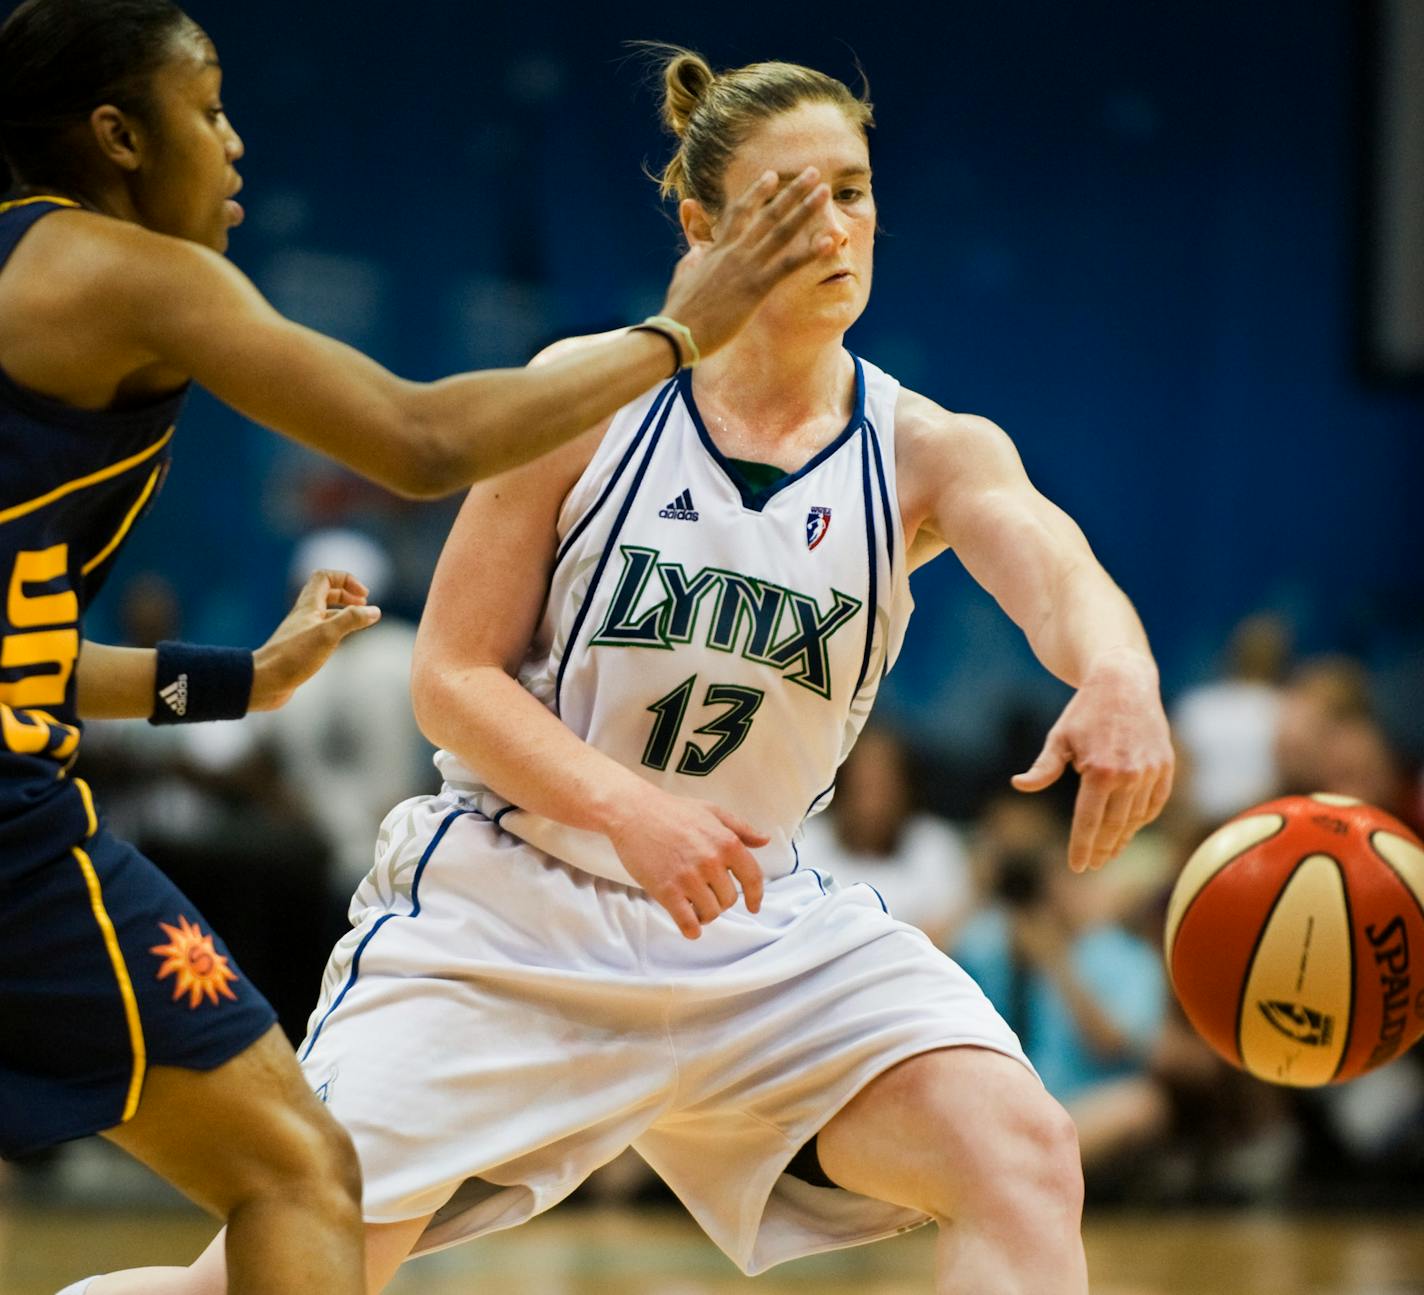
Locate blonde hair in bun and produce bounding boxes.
[661,49,715,138]
[636,42,873,212]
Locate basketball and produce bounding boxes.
[1164,794,1424,1087]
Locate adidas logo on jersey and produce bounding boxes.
[159,673,189,717]
[659,489,699,522]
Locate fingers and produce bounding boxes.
[728,849,764,915]
[1074,767,1170,871]
[664,811,768,938]
[717,169,782,243]
[295,569,370,613]
[324,603,382,643]
[712,805,771,848]
[1012,738,1069,793]
[703,863,740,915]
[708,806,767,914]
[1146,762,1174,823]
[1068,776,1110,874]
[743,168,828,256]
[664,895,703,941]
[1108,777,1157,860]
[1091,783,1136,870]
[761,229,836,286]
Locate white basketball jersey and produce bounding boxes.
[436,353,914,884]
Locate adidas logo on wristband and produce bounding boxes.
[159,673,189,717]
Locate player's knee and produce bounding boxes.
[1031,1098,1083,1213]
[315,1112,363,1207]
[924,1089,1081,1229]
[293,1105,363,1209]
[238,1102,362,1214]
[980,1094,1082,1229]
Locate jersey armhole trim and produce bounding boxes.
[554,380,676,572]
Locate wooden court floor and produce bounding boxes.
[4,1204,1424,1295]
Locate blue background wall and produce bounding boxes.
[87,0,1423,756]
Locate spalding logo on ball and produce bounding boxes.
[1165,794,1424,1087]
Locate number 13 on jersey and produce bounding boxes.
[642,675,765,778]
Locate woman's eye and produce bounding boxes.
[837,188,864,202]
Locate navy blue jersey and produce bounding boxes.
[0,198,275,1153]
[0,196,184,866]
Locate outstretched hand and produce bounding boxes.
[1012,650,1174,872]
[661,167,834,362]
[248,569,381,712]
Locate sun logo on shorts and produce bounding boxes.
[150,915,240,1008]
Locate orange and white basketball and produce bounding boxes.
[1165,794,1424,1086]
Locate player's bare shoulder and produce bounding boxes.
[893,386,1028,566]
[2,208,220,313]
[0,210,223,401]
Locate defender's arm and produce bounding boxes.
[90,170,833,497]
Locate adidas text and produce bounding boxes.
[159,673,189,717]
[659,488,699,522]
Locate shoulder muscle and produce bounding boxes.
[895,387,1034,564]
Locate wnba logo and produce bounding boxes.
[1257,1000,1335,1047]
[806,506,832,550]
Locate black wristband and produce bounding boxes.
[630,324,682,378]
[149,641,255,725]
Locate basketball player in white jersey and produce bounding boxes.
[89,47,1173,1295]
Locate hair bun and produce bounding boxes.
[662,50,715,137]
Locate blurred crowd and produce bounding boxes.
[7,580,1424,1217]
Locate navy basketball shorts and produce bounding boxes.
[0,828,277,1159]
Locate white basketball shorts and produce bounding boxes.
[298,794,1033,1276]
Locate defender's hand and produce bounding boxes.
[1012,649,1174,873]
[606,789,768,940]
[249,570,381,712]
[661,168,834,362]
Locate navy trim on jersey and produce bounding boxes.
[859,881,889,913]
[299,807,469,1063]
[852,427,878,697]
[553,391,677,713]
[676,353,868,513]
[803,781,835,821]
[493,804,517,829]
[554,380,676,572]
[866,417,895,578]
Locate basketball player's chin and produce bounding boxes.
[803,300,866,335]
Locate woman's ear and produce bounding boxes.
[679,197,716,247]
[89,104,144,173]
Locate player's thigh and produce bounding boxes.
[103,1024,360,1217]
[815,1045,1080,1219]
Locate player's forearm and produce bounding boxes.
[75,642,155,719]
[405,330,673,491]
[1023,558,1156,691]
[412,662,649,835]
[141,245,675,500]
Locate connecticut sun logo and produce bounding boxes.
[150,915,240,1008]
[806,506,832,551]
